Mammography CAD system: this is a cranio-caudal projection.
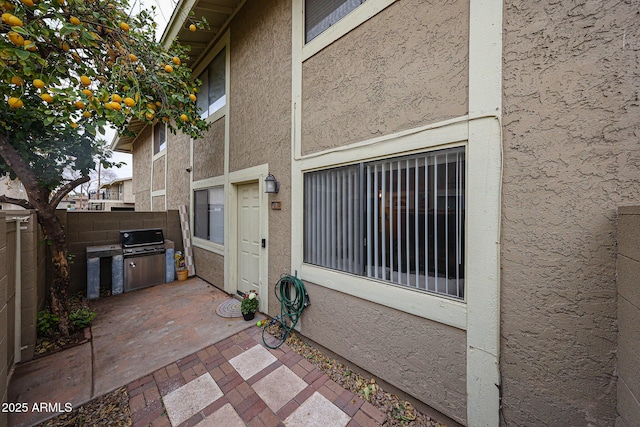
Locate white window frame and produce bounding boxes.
[193,33,229,125]
[193,185,225,246]
[192,177,225,255]
[153,122,167,155]
[301,0,396,60]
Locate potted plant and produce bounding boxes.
[241,291,259,320]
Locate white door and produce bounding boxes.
[237,183,261,295]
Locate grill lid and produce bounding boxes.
[120,228,164,248]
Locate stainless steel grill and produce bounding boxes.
[120,229,166,292]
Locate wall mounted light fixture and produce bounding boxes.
[264,173,279,194]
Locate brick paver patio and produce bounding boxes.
[127,326,385,427]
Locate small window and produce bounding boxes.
[153,122,166,154]
[194,186,224,245]
[305,0,366,43]
[304,147,465,299]
[197,48,226,119]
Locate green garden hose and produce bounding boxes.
[262,274,309,349]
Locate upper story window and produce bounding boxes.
[305,0,366,43]
[153,122,166,154]
[197,48,226,119]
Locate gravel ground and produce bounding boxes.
[266,323,445,427]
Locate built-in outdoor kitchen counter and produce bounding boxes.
[86,236,175,299]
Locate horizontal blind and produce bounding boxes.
[304,164,362,274]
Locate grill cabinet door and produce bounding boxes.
[124,253,166,292]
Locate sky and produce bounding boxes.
[102,0,178,180]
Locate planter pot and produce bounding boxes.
[243,312,255,321]
[177,270,188,281]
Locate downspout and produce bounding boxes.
[13,216,28,364]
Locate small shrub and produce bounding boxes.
[37,311,59,337]
[70,307,96,330]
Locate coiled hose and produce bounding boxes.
[262,274,309,349]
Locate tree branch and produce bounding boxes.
[0,132,50,207]
[0,195,33,210]
[50,176,91,208]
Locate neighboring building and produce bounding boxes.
[0,175,26,210]
[87,177,135,211]
[55,194,89,210]
[112,1,640,425]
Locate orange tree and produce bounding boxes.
[0,0,209,334]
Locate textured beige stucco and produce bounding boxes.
[299,283,467,423]
[152,156,166,192]
[132,126,152,210]
[228,0,292,291]
[301,0,469,155]
[193,246,224,289]
[193,117,224,182]
[616,208,640,427]
[152,195,165,211]
[166,127,191,210]
[501,1,640,425]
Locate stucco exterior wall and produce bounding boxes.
[192,246,224,289]
[193,117,224,182]
[166,128,191,210]
[152,156,166,192]
[616,207,640,427]
[501,1,640,425]
[299,283,467,423]
[152,195,165,211]
[228,0,292,289]
[301,0,469,155]
[132,126,152,211]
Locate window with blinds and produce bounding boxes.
[303,147,465,299]
[197,48,226,119]
[153,122,166,154]
[305,0,366,43]
[194,186,225,245]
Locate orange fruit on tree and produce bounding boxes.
[41,93,54,103]
[123,97,135,107]
[189,94,197,102]
[24,40,36,51]
[20,0,35,7]
[80,75,91,86]
[164,65,173,73]
[189,24,196,32]
[3,14,22,26]
[145,111,154,120]
[110,101,122,110]
[8,31,24,46]
[75,101,85,109]
[33,78,45,88]
[180,114,188,122]
[61,42,70,51]
[69,16,80,25]
[70,122,79,129]
[104,102,114,110]
[11,75,24,86]
[146,103,156,111]
[82,89,93,97]
[129,53,137,62]
[155,101,161,107]
[111,94,122,103]
[82,111,92,118]
[8,97,23,108]
[172,56,181,66]
[119,22,129,32]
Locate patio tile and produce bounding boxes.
[162,373,223,426]
[284,391,350,427]
[199,403,245,427]
[253,365,308,412]
[229,344,278,380]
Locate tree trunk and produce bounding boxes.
[38,205,72,336]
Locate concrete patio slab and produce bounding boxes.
[200,403,245,427]
[252,364,308,413]
[229,344,277,380]
[162,373,223,425]
[284,391,350,427]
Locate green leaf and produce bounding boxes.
[14,50,30,60]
